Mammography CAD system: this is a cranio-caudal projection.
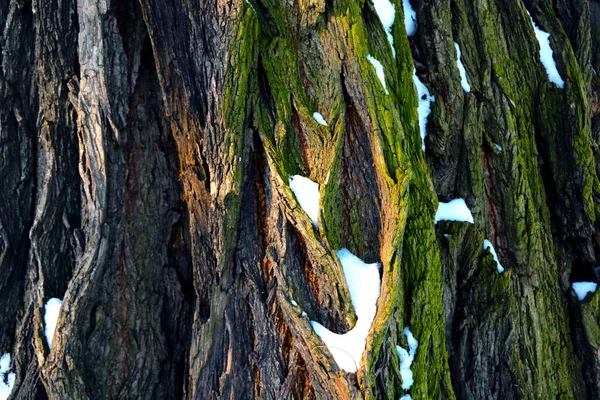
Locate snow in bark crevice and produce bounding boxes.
[312,112,328,126]
[412,69,435,151]
[572,282,597,301]
[435,199,474,224]
[402,0,416,37]
[367,55,389,95]
[528,12,564,88]
[44,297,63,350]
[0,353,15,400]
[373,0,396,57]
[483,239,505,273]
[454,42,471,93]
[310,249,381,372]
[401,1,435,151]
[396,326,418,394]
[289,175,320,227]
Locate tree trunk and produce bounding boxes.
[1,0,600,398]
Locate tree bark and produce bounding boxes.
[1,0,600,398]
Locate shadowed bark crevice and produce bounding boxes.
[340,79,382,264]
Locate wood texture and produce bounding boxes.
[1,0,600,398]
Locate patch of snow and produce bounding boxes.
[528,12,564,88]
[301,311,308,317]
[454,42,471,93]
[443,234,452,237]
[402,0,417,37]
[44,298,63,350]
[396,327,418,391]
[405,328,418,354]
[434,199,474,224]
[372,0,396,57]
[412,69,435,151]
[367,55,389,95]
[483,240,504,273]
[311,249,381,372]
[290,299,298,306]
[313,112,328,126]
[400,396,412,400]
[0,353,15,400]
[572,282,597,301]
[289,175,320,227]
[494,143,503,151]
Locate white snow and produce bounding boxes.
[0,354,15,400]
[483,240,504,273]
[44,298,63,350]
[454,42,471,93]
[367,55,389,95]
[494,143,503,151]
[301,311,308,317]
[396,327,418,391]
[572,282,597,301]
[400,396,412,400]
[412,69,435,151]
[372,0,396,57]
[402,0,417,37]
[311,249,381,372]
[289,175,320,227]
[313,112,328,126]
[403,3,432,151]
[528,12,564,88]
[290,299,298,306]
[434,198,474,224]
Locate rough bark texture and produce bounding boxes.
[2,0,600,398]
